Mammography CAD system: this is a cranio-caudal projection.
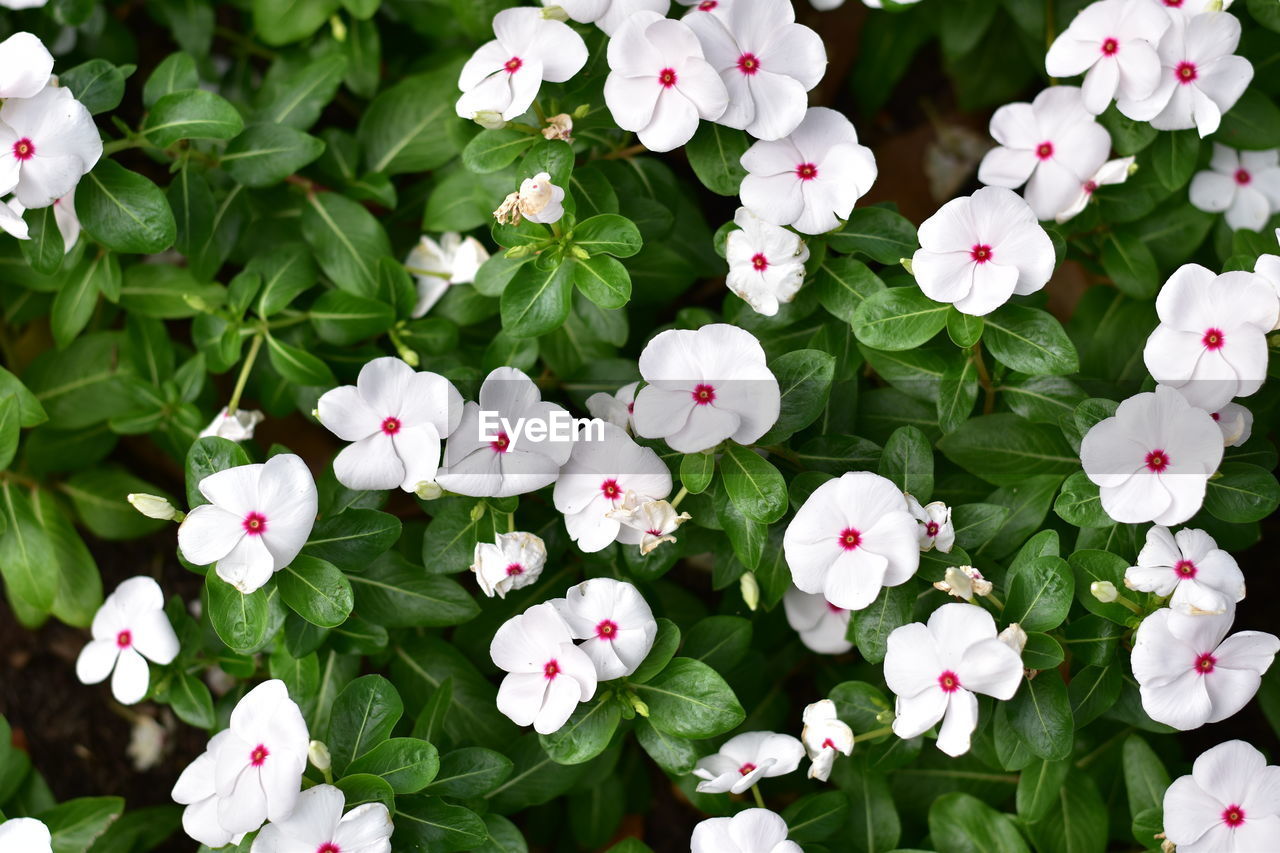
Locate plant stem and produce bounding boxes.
[1113,592,1145,616]
[507,512,515,533]
[750,785,765,809]
[984,591,1005,611]
[971,344,996,415]
[597,143,647,161]
[670,486,689,509]
[854,725,894,743]
[227,333,263,414]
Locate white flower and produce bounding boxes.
[682,0,826,140]
[1213,402,1253,446]
[1116,11,1252,137]
[739,107,877,235]
[783,586,852,654]
[911,187,1056,316]
[632,323,780,453]
[490,601,598,734]
[692,731,805,793]
[1157,0,1237,17]
[906,494,954,552]
[800,699,853,782]
[784,472,919,612]
[555,577,658,680]
[1189,146,1280,232]
[933,566,993,603]
[0,197,28,240]
[884,603,1024,757]
[317,356,463,493]
[977,86,1111,220]
[545,0,671,35]
[607,494,691,555]
[1143,264,1278,411]
[585,381,638,432]
[405,233,490,317]
[0,0,48,7]
[177,454,318,594]
[199,407,265,441]
[1079,385,1223,526]
[521,172,564,225]
[0,84,103,209]
[456,7,588,124]
[1132,608,1279,730]
[0,33,53,99]
[1126,525,1245,616]
[1044,0,1170,114]
[998,623,1028,655]
[1256,241,1280,329]
[724,207,810,316]
[471,531,547,599]
[128,716,168,771]
[172,730,239,848]
[76,577,180,705]
[604,12,729,152]
[437,366,574,498]
[0,818,51,853]
[1055,155,1135,223]
[251,784,393,853]
[691,808,803,853]
[1162,740,1280,853]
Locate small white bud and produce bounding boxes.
[415,480,443,500]
[308,740,331,772]
[740,571,760,611]
[998,623,1028,655]
[128,493,179,521]
[473,110,506,131]
[1091,581,1118,603]
[541,4,570,21]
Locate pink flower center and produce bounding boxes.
[659,67,678,88]
[738,762,757,775]
[1175,559,1197,578]
[692,383,716,405]
[249,744,269,766]
[970,243,993,263]
[698,0,717,8]
[1101,37,1119,55]
[795,162,818,181]
[491,431,510,453]
[317,845,341,853]
[601,478,621,499]
[505,563,524,576]
[1211,411,1221,421]
[1235,169,1252,186]
[1163,0,1183,7]
[12,138,35,161]
[751,253,768,271]
[116,630,132,649]
[626,402,634,413]
[737,53,760,75]
[243,512,268,536]
[596,619,619,640]
[1145,450,1170,472]
[925,521,939,537]
[827,602,845,614]
[938,670,961,693]
[1176,61,1197,84]
[544,659,560,679]
[1202,328,1225,350]
[821,738,836,749]
[1083,179,1099,195]
[381,416,401,435]
[1222,805,1246,827]
[838,527,861,551]
[1036,141,1054,160]
[1195,652,1217,674]
[504,56,522,74]
[646,527,663,536]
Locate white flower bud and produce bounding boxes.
[472,110,506,130]
[998,623,1028,655]
[415,480,443,500]
[128,493,178,521]
[1091,580,1119,603]
[740,571,760,611]
[541,4,570,21]
[308,740,331,772]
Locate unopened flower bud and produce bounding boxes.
[308,740,331,772]
[1091,581,1118,603]
[415,480,443,500]
[998,623,1028,655]
[541,4,569,20]
[900,257,914,275]
[570,245,590,261]
[629,692,650,717]
[740,571,760,611]
[470,502,487,522]
[573,103,591,119]
[329,14,347,41]
[505,244,533,259]
[473,110,506,131]
[128,493,181,522]
[183,293,213,313]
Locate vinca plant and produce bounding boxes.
[3,0,1280,851]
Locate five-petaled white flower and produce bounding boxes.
[199,407,265,442]
[1079,385,1223,525]
[607,493,691,555]
[555,577,658,680]
[739,107,877,235]
[472,531,547,599]
[1125,525,1244,616]
[1213,402,1253,446]
[251,784,393,853]
[405,233,490,317]
[800,699,853,782]
[725,207,810,316]
[906,494,954,552]
[884,603,1024,757]
[632,323,780,453]
[784,471,920,612]
[0,84,104,209]
[1132,607,1279,730]
[1055,156,1135,223]
[586,381,638,432]
[604,12,729,152]
[177,454,318,594]
[691,808,802,853]
[1044,0,1170,115]
[544,0,671,35]
[1163,739,1280,853]
[76,576,180,705]
[911,187,1056,316]
[1189,145,1280,233]
[692,731,805,794]
[0,33,53,100]
[1143,264,1279,411]
[784,586,852,654]
[456,7,588,124]
[0,818,51,853]
[491,601,598,734]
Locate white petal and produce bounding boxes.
[76,640,119,685]
[111,647,151,705]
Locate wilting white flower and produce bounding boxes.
[318,357,463,493]
[691,808,803,853]
[555,577,658,680]
[545,0,670,35]
[127,715,168,772]
[933,566,993,603]
[1055,156,1136,223]
[1126,526,1245,616]
[607,493,691,555]
[199,407,265,441]
[683,0,826,140]
[541,112,574,140]
[725,207,810,316]
[177,454,318,594]
[632,323,780,453]
[1116,11,1252,137]
[405,233,490,317]
[784,472,919,612]
[783,586,852,654]
[0,818,51,853]
[1143,264,1278,411]
[76,577,180,705]
[456,7,588,124]
[471,531,547,599]
[251,784,393,853]
[800,699,853,782]
[585,381,638,431]
[692,731,805,793]
[1044,0,1170,115]
[1163,740,1280,853]
[437,366,573,498]
[977,86,1111,220]
[491,602,598,734]
[911,187,1056,316]
[998,623,1028,655]
[1189,146,1280,232]
[1213,402,1253,446]
[604,12,729,152]
[885,603,1024,757]
[0,85,104,209]
[1132,608,1279,730]
[493,171,566,226]
[906,495,954,552]
[0,33,53,99]
[1080,385,1223,526]
[740,107,878,235]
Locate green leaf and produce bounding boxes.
[253,54,348,130]
[1008,673,1072,760]
[1101,229,1159,299]
[634,717,698,775]
[572,254,632,310]
[685,122,750,195]
[878,425,934,501]
[346,737,440,794]
[422,499,496,574]
[1068,663,1122,727]
[951,503,1011,551]
[855,582,915,664]
[204,573,270,654]
[222,123,326,188]
[335,773,394,810]
[853,287,948,351]
[166,671,216,729]
[143,52,198,108]
[829,680,893,731]
[682,615,753,672]
[1017,758,1070,823]
[266,334,337,386]
[721,443,788,523]
[829,207,919,263]
[328,674,403,774]
[394,795,488,853]
[252,0,340,45]
[302,192,392,298]
[252,243,320,317]
[303,509,401,569]
[814,255,886,324]
[782,790,850,843]
[1217,88,1280,151]
[1204,462,1280,522]
[1053,471,1111,528]
[629,618,681,684]
[928,793,1029,853]
[38,796,124,853]
[143,90,244,146]
[30,489,102,628]
[1005,555,1074,632]
[680,452,715,495]
[60,59,128,115]
[947,307,984,348]
[424,747,513,798]
[538,695,621,765]
[573,214,643,258]
[982,305,1078,376]
[937,356,979,433]
[0,366,48,427]
[0,482,59,611]
[1023,769,1109,853]
[121,265,225,318]
[357,67,461,174]
[1068,549,1133,625]
[78,161,177,254]
[463,128,538,173]
[634,657,745,739]
[938,414,1076,485]
[62,467,171,540]
[349,554,479,628]
[51,252,113,349]
[309,290,395,345]
[501,260,574,338]
[758,348,836,444]
[185,436,252,508]
[1150,129,1200,191]
[21,205,65,276]
[277,554,354,628]
[1122,734,1170,845]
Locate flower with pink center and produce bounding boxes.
[1143,264,1278,411]
[905,494,955,553]
[250,784,393,853]
[1044,0,1170,114]
[784,586,852,653]
[1212,401,1253,446]
[0,818,51,853]
[471,530,547,599]
[606,491,692,555]
[0,32,53,100]
[739,106,878,235]
[553,577,658,680]
[1158,0,1238,19]
[692,731,805,794]
[586,381,639,432]
[1125,525,1245,616]
[1132,607,1279,730]
[1189,145,1280,232]
[1117,11,1252,136]
[1055,155,1135,222]
[491,601,598,734]
[682,0,826,140]
[632,323,780,453]
[725,207,810,316]
[911,186,1056,317]
[177,453,318,594]
[800,699,853,782]
[75,576,180,705]
[1162,740,1280,853]
[0,84,103,209]
[455,7,588,125]
[691,808,803,853]
[884,603,1024,757]
[784,472,920,612]
[543,0,671,36]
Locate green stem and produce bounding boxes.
[972,344,996,415]
[750,785,765,809]
[404,264,451,279]
[1113,593,1144,616]
[670,486,689,510]
[854,725,894,743]
[101,137,140,156]
[984,591,1005,611]
[507,512,515,534]
[226,333,263,414]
